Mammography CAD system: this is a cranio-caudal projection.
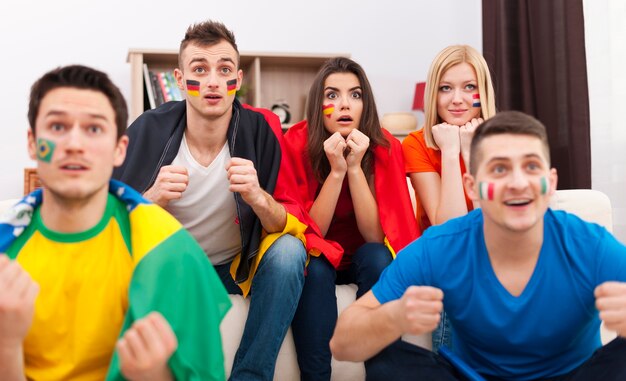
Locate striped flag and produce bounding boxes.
[227,79,237,96]
[186,80,200,97]
[323,104,334,118]
[472,93,481,108]
[479,181,495,201]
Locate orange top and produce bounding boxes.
[402,128,473,231]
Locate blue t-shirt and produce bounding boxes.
[372,209,626,380]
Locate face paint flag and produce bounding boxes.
[37,138,55,163]
[472,93,481,108]
[323,104,334,118]
[479,181,495,201]
[540,176,548,195]
[186,80,200,97]
[227,79,237,96]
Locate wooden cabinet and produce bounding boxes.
[127,49,349,125]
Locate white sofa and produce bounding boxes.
[0,188,616,380]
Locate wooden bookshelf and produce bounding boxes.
[127,49,350,124]
[24,168,41,195]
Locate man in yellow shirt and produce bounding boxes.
[0,65,230,381]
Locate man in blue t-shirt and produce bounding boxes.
[330,111,626,381]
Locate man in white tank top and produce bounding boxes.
[114,20,309,381]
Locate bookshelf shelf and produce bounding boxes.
[127,49,350,124]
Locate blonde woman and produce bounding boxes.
[403,45,496,231]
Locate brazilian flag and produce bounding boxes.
[37,138,55,163]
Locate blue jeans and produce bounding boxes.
[432,311,453,352]
[291,243,393,381]
[214,235,306,381]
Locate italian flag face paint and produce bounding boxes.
[472,93,481,108]
[227,79,237,96]
[186,80,200,97]
[540,176,549,195]
[36,138,55,163]
[479,181,495,201]
[323,103,334,118]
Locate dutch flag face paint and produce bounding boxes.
[479,181,495,201]
[472,93,481,108]
[540,176,549,195]
[186,80,200,97]
[227,79,237,96]
[323,104,334,118]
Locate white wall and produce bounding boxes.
[0,0,482,200]
[583,0,626,242]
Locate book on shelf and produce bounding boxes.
[157,72,171,102]
[149,71,165,107]
[165,71,183,101]
[142,64,156,109]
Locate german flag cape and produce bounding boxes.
[0,180,231,381]
[283,121,419,268]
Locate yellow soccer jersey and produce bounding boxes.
[7,194,132,381]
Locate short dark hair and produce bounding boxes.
[306,57,389,183]
[28,65,128,139]
[179,20,239,69]
[469,111,550,175]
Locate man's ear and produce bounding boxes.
[113,135,129,167]
[463,172,479,201]
[237,69,243,91]
[174,68,184,90]
[27,129,37,161]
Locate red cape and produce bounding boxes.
[283,121,420,268]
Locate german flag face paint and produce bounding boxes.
[227,79,237,96]
[37,138,55,163]
[472,93,481,108]
[479,181,495,201]
[323,104,334,118]
[186,80,200,97]
[540,176,548,195]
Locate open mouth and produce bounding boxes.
[205,94,222,100]
[337,116,353,122]
[504,199,532,207]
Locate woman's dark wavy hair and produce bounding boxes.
[307,57,388,183]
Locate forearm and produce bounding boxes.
[461,148,471,175]
[348,168,384,242]
[435,152,468,224]
[250,190,287,233]
[309,172,344,236]
[0,345,26,381]
[330,300,404,361]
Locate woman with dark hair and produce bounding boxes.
[285,57,418,380]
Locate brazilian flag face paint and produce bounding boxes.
[37,138,55,163]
